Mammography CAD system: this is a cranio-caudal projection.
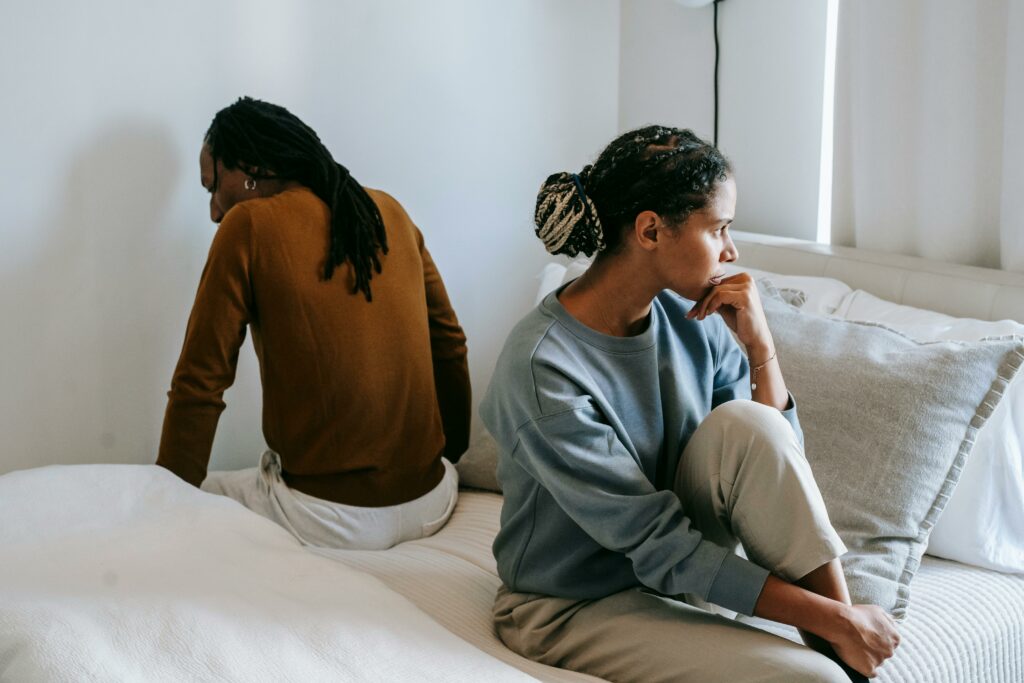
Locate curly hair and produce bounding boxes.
[534,125,732,257]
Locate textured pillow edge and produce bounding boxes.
[891,339,1024,620]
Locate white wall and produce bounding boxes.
[0,0,619,475]
[619,0,717,140]
[619,0,830,241]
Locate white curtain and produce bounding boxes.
[831,0,1024,273]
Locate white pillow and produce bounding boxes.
[834,289,1024,341]
[835,289,1024,573]
[535,257,589,305]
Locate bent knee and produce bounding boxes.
[697,401,804,472]
[706,399,793,439]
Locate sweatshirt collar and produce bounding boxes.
[540,281,659,353]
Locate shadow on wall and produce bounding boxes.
[0,120,189,474]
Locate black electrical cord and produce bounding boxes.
[713,0,723,146]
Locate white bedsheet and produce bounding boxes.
[0,465,534,683]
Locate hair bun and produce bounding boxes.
[534,171,604,257]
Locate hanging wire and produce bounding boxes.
[713,0,723,146]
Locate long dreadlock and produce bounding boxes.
[205,97,388,301]
[534,125,732,257]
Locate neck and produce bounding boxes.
[258,179,304,198]
[558,252,660,337]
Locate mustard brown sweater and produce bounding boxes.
[157,187,470,506]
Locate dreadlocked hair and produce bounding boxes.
[205,96,388,302]
[534,125,732,257]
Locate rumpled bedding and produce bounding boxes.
[0,464,534,682]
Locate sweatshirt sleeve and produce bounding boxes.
[512,404,770,616]
[710,318,803,445]
[416,229,471,462]
[156,207,253,486]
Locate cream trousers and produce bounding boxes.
[202,450,459,550]
[494,400,850,683]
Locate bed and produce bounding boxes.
[2,232,1023,682]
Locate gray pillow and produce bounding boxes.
[455,430,502,492]
[760,288,1024,618]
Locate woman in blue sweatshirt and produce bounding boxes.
[481,126,899,682]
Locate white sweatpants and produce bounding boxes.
[201,450,459,551]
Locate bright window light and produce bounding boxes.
[816,0,839,244]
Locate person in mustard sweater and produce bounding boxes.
[157,97,470,550]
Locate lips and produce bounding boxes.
[708,273,725,286]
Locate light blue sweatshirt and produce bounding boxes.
[481,286,803,616]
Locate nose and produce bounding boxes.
[721,234,738,263]
[210,197,223,224]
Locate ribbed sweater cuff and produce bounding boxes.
[706,553,770,616]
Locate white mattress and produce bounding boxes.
[317,492,600,682]
[326,490,1024,683]
[883,557,1024,682]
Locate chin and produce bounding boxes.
[672,284,711,303]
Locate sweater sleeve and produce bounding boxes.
[417,229,471,462]
[156,207,253,486]
[710,318,803,445]
[512,404,770,616]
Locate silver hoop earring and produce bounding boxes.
[244,178,257,191]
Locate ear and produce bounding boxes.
[632,210,663,252]
[240,163,267,178]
